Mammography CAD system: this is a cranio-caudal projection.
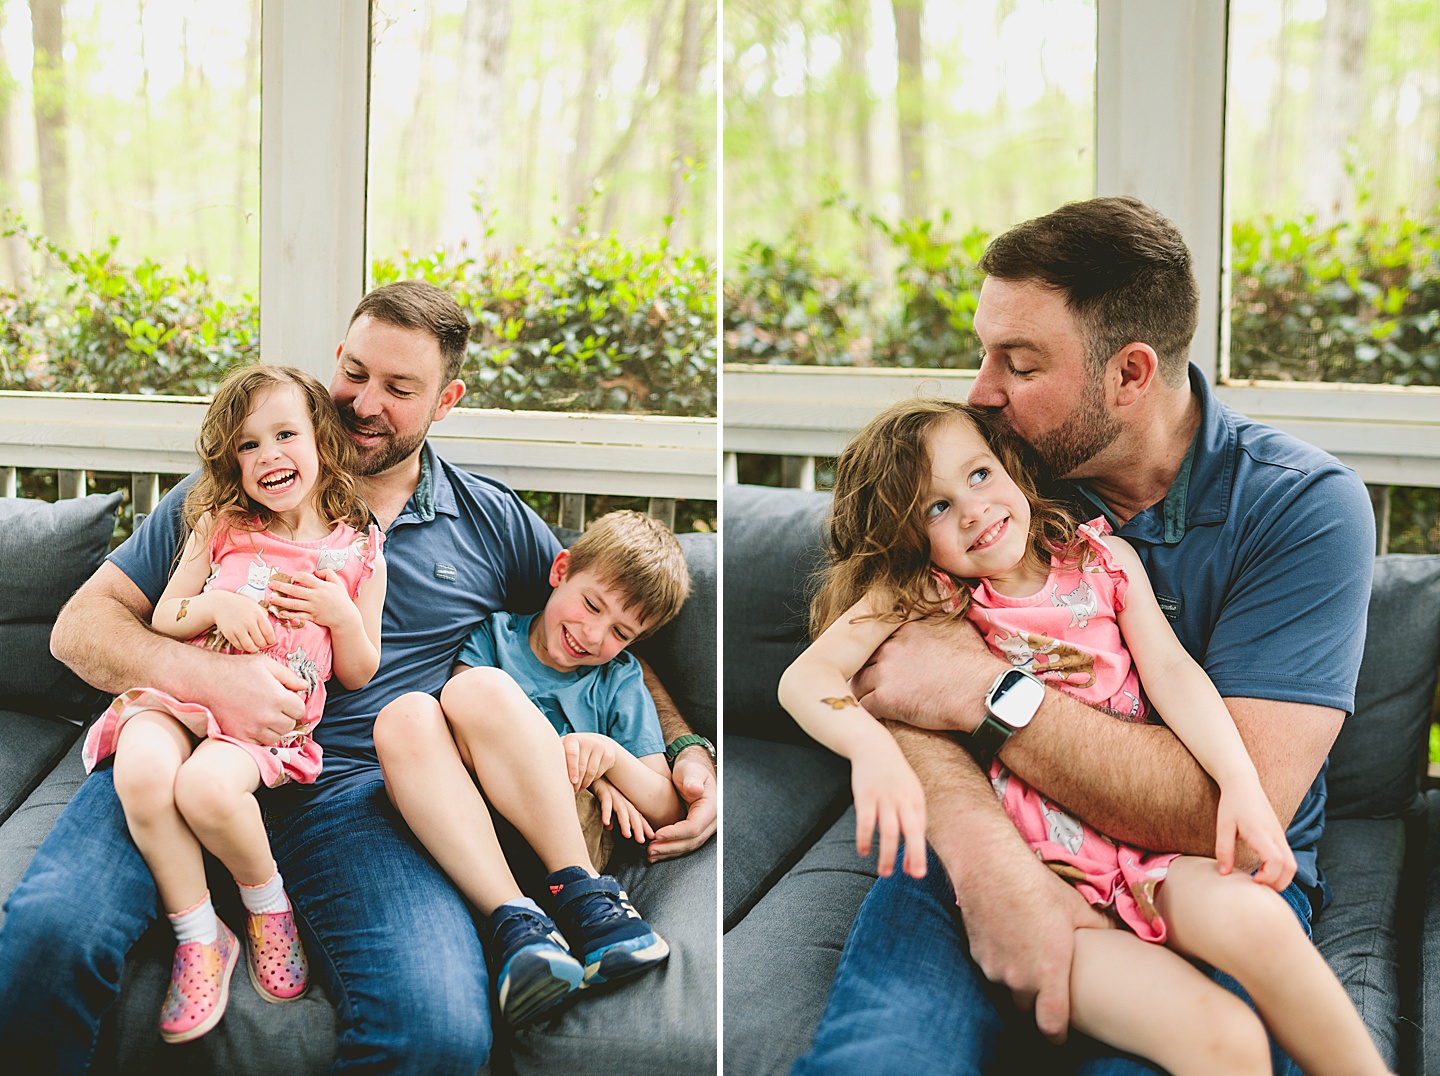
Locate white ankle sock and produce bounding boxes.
[168,893,218,945]
[237,868,289,916]
[499,896,545,917]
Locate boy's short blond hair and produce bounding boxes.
[566,510,690,635]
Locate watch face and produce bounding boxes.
[990,670,1045,727]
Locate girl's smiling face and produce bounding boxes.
[236,383,321,524]
[923,413,1042,595]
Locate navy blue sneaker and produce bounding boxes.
[547,867,670,987]
[489,902,584,1027]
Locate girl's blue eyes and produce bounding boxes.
[927,500,949,518]
[969,467,989,486]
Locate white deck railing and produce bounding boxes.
[722,366,1440,488]
[0,392,717,531]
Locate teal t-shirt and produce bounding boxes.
[455,611,666,760]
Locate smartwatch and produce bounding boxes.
[969,667,1045,765]
[665,733,717,769]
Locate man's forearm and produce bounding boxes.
[52,565,181,695]
[638,658,693,743]
[1000,690,1219,856]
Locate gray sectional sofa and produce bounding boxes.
[0,491,717,1075]
[723,482,1440,1076]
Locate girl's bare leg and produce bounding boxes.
[439,667,598,874]
[1070,923,1271,1075]
[1157,855,1392,1076]
[111,710,206,914]
[172,739,274,886]
[375,690,530,915]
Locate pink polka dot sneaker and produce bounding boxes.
[158,919,240,1044]
[245,900,310,1003]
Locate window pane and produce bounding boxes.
[723,0,1096,368]
[1226,0,1440,387]
[0,0,261,396]
[367,0,718,418]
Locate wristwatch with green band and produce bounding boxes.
[665,733,716,769]
[969,667,1045,766]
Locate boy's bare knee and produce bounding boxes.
[375,692,446,761]
[441,667,525,731]
[1188,990,1270,1075]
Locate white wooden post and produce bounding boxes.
[1096,0,1228,383]
[260,0,370,380]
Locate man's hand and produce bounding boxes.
[204,654,309,745]
[648,746,716,862]
[852,616,1003,733]
[961,856,1111,1043]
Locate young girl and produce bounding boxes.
[81,365,386,1044]
[779,397,1389,1076]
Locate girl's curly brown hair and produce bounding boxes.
[184,365,371,539]
[809,396,1080,639]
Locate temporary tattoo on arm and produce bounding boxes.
[820,696,859,710]
[177,599,190,621]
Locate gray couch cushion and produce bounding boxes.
[1325,554,1440,820]
[513,841,717,1075]
[722,485,830,745]
[0,708,82,824]
[635,532,717,741]
[0,738,89,925]
[723,808,878,1076]
[0,493,122,719]
[723,735,849,930]
[1312,815,1414,1071]
[1418,790,1440,1076]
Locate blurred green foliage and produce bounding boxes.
[724,203,1440,389]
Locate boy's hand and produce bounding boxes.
[1215,782,1295,891]
[851,732,927,879]
[592,776,654,844]
[563,733,618,791]
[209,592,277,652]
[267,570,357,631]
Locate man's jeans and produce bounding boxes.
[793,846,1308,1076]
[0,768,492,1074]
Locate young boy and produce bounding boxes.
[374,510,691,1028]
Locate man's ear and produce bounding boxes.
[432,379,467,422]
[1110,344,1159,407]
[548,548,571,588]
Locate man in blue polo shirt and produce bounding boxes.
[0,281,717,1072]
[794,198,1374,1075]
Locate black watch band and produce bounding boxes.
[967,714,1014,768]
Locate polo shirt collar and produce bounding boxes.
[394,443,460,526]
[1072,363,1236,546]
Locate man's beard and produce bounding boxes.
[1024,372,1122,480]
[339,406,430,477]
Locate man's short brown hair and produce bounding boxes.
[565,511,691,635]
[978,196,1199,386]
[350,281,471,384]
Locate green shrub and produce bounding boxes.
[0,225,259,395]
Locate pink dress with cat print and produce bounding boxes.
[960,519,1179,943]
[83,520,382,789]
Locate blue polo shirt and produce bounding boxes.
[1070,364,1374,901]
[107,443,562,808]
[455,611,666,760]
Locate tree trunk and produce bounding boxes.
[29,0,68,245]
[595,0,672,233]
[138,0,156,253]
[398,10,440,247]
[1301,0,1370,220]
[568,2,609,225]
[891,0,925,220]
[439,0,512,251]
[0,0,27,284]
[668,0,702,240]
[843,0,877,271]
[1260,0,1293,207]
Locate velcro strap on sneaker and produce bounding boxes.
[552,874,620,909]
